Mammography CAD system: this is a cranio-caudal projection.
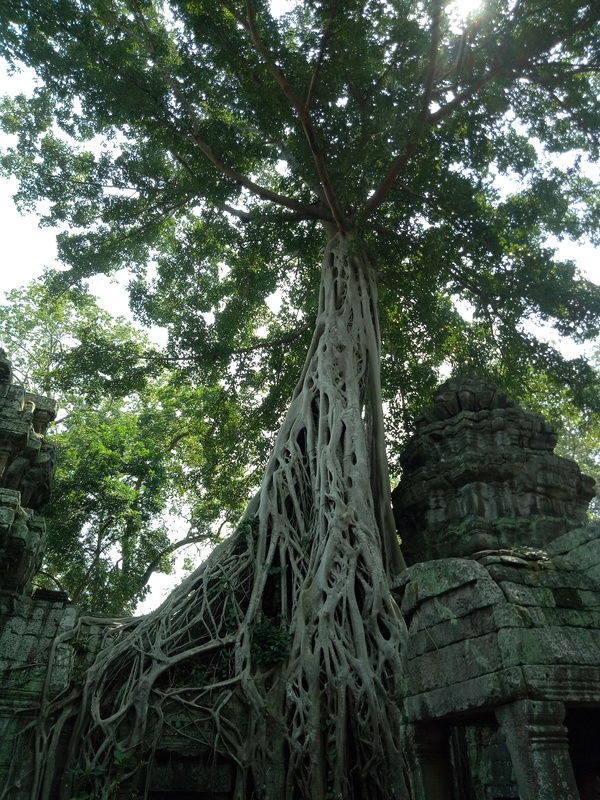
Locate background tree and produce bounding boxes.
[519,350,600,517]
[1,0,600,798]
[0,280,257,613]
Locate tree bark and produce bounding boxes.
[238,232,408,797]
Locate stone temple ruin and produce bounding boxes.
[1,355,599,799]
[392,375,600,800]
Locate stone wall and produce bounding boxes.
[0,590,78,796]
[0,349,57,513]
[0,581,132,798]
[0,352,79,797]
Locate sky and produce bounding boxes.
[0,57,142,319]
[0,173,135,317]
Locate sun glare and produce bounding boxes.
[270,0,295,17]
[451,0,484,14]
[446,0,485,31]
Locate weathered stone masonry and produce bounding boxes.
[0,347,73,794]
[392,376,600,800]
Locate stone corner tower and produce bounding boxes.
[392,373,595,566]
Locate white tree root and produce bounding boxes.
[8,234,410,800]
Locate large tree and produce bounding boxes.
[1,0,600,798]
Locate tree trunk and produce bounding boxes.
[239,232,409,797]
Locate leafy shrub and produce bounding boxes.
[251,618,288,667]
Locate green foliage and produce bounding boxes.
[251,617,289,667]
[43,402,172,613]
[514,353,600,515]
[113,749,129,767]
[0,281,257,613]
[187,668,208,688]
[0,277,159,400]
[2,1,599,437]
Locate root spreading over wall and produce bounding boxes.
[11,234,409,800]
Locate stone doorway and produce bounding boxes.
[144,749,234,800]
[567,707,600,800]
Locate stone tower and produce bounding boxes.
[393,375,600,800]
[392,374,595,564]
[0,348,58,594]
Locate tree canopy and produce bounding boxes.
[1,0,599,438]
[1,0,600,798]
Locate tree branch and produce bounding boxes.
[516,72,600,147]
[362,0,443,220]
[136,526,228,593]
[362,58,504,220]
[167,430,191,452]
[426,66,504,126]
[231,0,349,231]
[386,5,600,220]
[362,0,597,219]
[44,1,334,228]
[33,570,65,592]
[170,151,255,222]
[171,121,334,223]
[140,321,314,369]
[361,137,423,220]
[422,0,443,118]
[228,320,313,357]
[220,202,253,222]
[305,0,339,111]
